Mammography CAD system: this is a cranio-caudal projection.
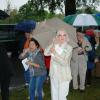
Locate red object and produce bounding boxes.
[85,29,94,37]
[24,39,31,49]
[44,56,51,69]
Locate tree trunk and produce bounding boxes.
[65,0,76,16]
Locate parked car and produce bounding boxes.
[0,24,20,57]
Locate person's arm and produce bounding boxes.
[26,61,39,68]
[44,37,59,56]
[44,44,54,56]
[85,42,92,52]
[82,38,92,52]
[19,48,29,59]
[52,46,73,66]
[27,52,45,68]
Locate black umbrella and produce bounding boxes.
[0,10,9,20]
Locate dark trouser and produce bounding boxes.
[0,77,11,100]
[86,69,92,85]
[24,69,30,84]
[46,69,49,77]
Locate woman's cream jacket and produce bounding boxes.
[44,43,73,82]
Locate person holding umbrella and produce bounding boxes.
[17,20,36,87]
[19,32,32,87]
[44,29,73,100]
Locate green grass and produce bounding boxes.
[0,78,100,100]
[68,78,100,100]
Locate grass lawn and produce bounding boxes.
[0,78,100,100]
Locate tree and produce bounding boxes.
[76,0,100,9]
[17,0,50,21]
[1,0,99,24]
[65,0,76,16]
[48,0,56,14]
[76,0,100,14]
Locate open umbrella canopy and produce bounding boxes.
[96,13,100,17]
[15,20,36,33]
[0,10,9,20]
[32,17,77,48]
[64,13,100,26]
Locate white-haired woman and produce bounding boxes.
[44,29,73,100]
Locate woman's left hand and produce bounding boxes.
[26,61,39,68]
[26,60,32,66]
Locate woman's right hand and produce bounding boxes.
[23,48,30,53]
[19,48,29,59]
[53,36,59,45]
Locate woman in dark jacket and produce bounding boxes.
[0,46,13,100]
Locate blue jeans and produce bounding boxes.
[29,74,46,100]
[24,69,30,84]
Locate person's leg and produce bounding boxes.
[29,76,36,100]
[86,69,92,86]
[24,69,30,86]
[71,61,78,90]
[79,56,87,90]
[1,77,10,100]
[59,81,70,100]
[37,74,46,100]
[46,69,50,83]
[50,78,59,100]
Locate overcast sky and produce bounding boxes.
[0,0,28,10]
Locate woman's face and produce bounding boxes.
[77,32,83,42]
[29,41,37,52]
[57,30,67,44]
[25,33,30,39]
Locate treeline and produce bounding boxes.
[0,0,99,24]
